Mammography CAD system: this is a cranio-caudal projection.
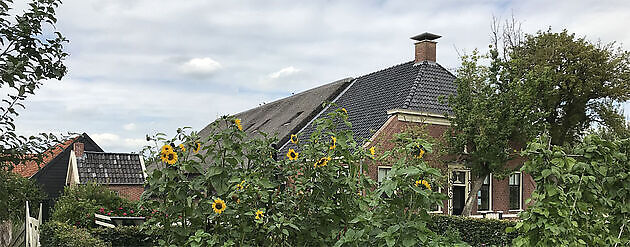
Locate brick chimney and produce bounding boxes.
[73,142,84,158]
[411,32,441,63]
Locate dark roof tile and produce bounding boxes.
[76,151,145,185]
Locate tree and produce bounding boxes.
[0,0,68,169]
[447,20,630,216]
[0,0,67,231]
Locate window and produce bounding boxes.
[378,167,391,184]
[509,172,522,210]
[477,175,491,211]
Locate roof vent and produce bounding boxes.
[411,32,441,63]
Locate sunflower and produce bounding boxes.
[212,198,226,214]
[286,149,299,161]
[369,146,376,156]
[340,108,347,115]
[255,209,264,220]
[290,134,298,144]
[415,179,431,190]
[161,144,173,154]
[314,157,331,168]
[412,144,425,158]
[163,151,178,165]
[178,144,186,152]
[234,118,243,131]
[193,141,201,153]
[329,136,336,150]
[236,180,245,190]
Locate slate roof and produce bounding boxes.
[280,61,456,153]
[76,151,145,185]
[198,77,353,146]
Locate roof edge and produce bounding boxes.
[387,108,451,119]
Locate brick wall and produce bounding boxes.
[107,185,144,201]
[366,114,535,216]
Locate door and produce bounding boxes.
[452,186,465,215]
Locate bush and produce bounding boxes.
[40,221,107,247]
[51,183,136,228]
[90,226,155,247]
[430,214,517,246]
[0,169,45,222]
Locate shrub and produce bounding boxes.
[90,226,155,247]
[51,183,135,228]
[40,221,107,247]
[0,169,45,222]
[430,214,517,246]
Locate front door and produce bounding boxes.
[452,186,465,215]
[449,169,469,215]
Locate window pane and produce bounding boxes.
[452,171,465,184]
[378,168,390,184]
[509,185,520,210]
[509,173,520,185]
[477,176,490,211]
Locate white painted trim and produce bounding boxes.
[139,155,148,180]
[448,166,470,215]
[508,171,524,211]
[429,187,443,214]
[387,109,452,126]
[66,151,80,185]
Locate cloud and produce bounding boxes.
[123,123,136,131]
[90,132,149,152]
[178,57,222,77]
[268,66,301,79]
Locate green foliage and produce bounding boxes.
[90,226,155,247]
[508,30,630,145]
[141,106,457,246]
[51,183,135,229]
[511,134,630,246]
[0,169,44,222]
[430,214,517,246]
[0,0,69,169]
[40,221,107,247]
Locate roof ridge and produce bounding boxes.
[355,61,414,80]
[84,151,139,155]
[402,63,427,109]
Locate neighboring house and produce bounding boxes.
[199,32,534,217]
[65,146,147,201]
[13,133,146,220]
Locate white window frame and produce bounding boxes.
[429,187,444,214]
[377,166,392,184]
[476,174,493,213]
[508,171,523,212]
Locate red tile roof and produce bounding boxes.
[12,137,78,178]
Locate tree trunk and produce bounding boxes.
[461,175,485,216]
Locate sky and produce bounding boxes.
[12,0,630,152]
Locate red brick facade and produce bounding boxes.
[365,114,535,216]
[107,185,144,201]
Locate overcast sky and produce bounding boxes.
[13,0,630,152]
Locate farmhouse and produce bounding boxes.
[199,33,534,217]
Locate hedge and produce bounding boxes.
[40,221,107,247]
[90,226,155,246]
[430,214,518,246]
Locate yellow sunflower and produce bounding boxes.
[234,118,243,131]
[163,151,178,165]
[255,209,264,220]
[330,136,336,150]
[236,180,245,190]
[314,157,331,168]
[290,134,298,144]
[415,179,431,190]
[369,146,376,156]
[412,144,425,158]
[286,149,299,161]
[161,144,173,154]
[212,198,226,214]
[178,144,186,152]
[193,141,201,153]
[340,108,347,115]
